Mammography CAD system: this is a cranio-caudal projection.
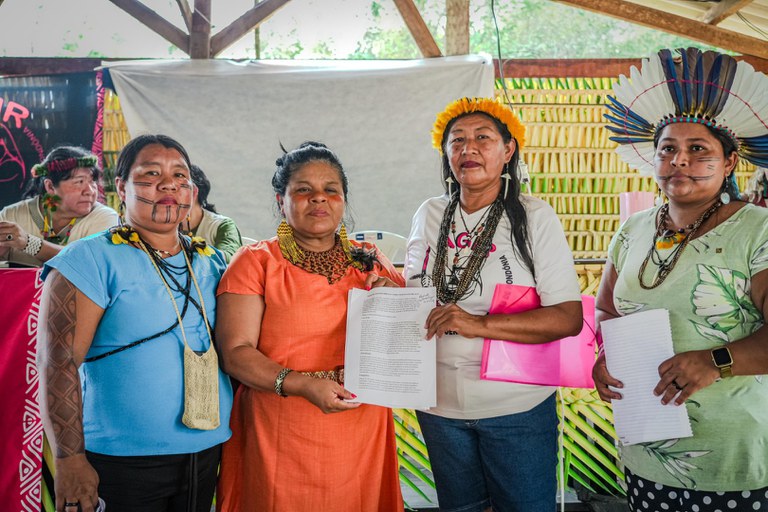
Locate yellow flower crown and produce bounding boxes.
[431,97,526,154]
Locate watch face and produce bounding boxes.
[712,347,732,367]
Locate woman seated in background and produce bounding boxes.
[183,164,243,261]
[594,47,768,512]
[37,134,233,512]
[215,141,404,512]
[0,146,117,266]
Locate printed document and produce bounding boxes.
[601,309,693,445]
[345,287,436,409]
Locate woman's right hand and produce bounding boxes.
[298,378,362,414]
[593,352,623,403]
[54,454,100,512]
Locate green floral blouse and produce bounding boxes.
[609,203,768,491]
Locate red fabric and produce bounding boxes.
[0,268,44,510]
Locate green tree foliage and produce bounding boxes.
[344,0,721,59]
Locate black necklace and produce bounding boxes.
[638,200,722,289]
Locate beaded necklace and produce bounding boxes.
[638,200,722,290]
[431,194,505,304]
[452,204,492,267]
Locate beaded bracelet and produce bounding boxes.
[274,368,293,397]
[23,234,43,257]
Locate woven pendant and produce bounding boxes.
[182,344,220,431]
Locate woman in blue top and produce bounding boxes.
[37,134,233,512]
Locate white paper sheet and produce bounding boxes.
[601,309,693,446]
[344,287,436,409]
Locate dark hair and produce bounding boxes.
[115,134,192,182]
[440,112,535,278]
[653,123,741,202]
[271,141,348,200]
[190,164,217,213]
[22,146,101,199]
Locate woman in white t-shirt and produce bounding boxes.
[404,97,582,512]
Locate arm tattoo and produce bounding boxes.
[38,271,85,458]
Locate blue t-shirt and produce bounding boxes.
[43,231,233,456]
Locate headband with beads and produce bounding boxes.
[31,156,99,178]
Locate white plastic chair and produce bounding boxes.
[349,230,407,267]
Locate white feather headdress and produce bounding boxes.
[605,48,768,174]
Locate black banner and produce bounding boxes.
[0,72,98,209]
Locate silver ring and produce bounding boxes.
[4,234,12,241]
[64,502,79,507]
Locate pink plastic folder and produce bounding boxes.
[480,285,596,388]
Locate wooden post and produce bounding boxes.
[446,0,470,55]
[190,0,212,58]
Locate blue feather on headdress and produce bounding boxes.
[659,49,684,116]
[680,48,692,114]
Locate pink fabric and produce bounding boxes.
[480,284,596,388]
[619,191,655,223]
[0,268,43,510]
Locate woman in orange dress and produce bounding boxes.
[215,142,405,512]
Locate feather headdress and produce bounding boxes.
[605,48,768,174]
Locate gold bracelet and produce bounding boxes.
[274,368,293,397]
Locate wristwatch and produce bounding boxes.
[711,346,733,379]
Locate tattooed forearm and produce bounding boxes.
[38,271,85,458]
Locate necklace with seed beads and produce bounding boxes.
[638,200,722,289]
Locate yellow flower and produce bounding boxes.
[111,232,125,245]
[431,97,527,153]
[110,227,139,245]
[655,239,674,250]
[191,236,214,257]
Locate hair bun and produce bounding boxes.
[299,141,327,150]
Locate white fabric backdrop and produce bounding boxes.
[105,56,494,239]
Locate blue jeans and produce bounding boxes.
[417,394,557,512]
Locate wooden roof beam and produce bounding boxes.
[176,0,193,31]
[392,0,442,58]
[552,0,768,60]
[699,0,754,25]
[210,0,292,57]
[107,0,189,54]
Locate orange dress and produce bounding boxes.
[216,239,405,512]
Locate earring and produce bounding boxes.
[277,219,303,264]
[118,201,126,225]
[41,193,60,237]
[501,162,512,200]
[446,174,455,196]
[339,222,352,258]
[655,187,666,207]
[720,177,731,205]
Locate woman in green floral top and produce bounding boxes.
[594,48,768,512]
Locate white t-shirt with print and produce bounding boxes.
[404,194,581,419]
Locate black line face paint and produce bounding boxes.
[657,173,716,182]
